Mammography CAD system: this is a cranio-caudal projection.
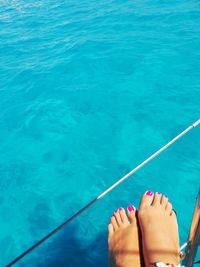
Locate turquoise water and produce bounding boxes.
[0,0,200,266]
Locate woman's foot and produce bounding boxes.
[138,191,180,266]
[108,206,141,267]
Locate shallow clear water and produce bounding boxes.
[0,1,200,266]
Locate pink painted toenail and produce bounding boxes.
[157,192,161,194]
[119,208,123,211]
[128,205,135,212]
[145,190,153,196]
[114,209,118,214]
[164,195,168,198]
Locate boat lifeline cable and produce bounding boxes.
[6,119,200,267]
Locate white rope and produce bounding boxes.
[98,119,200,200]
[180,241,189,251]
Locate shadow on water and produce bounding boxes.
[35,224,108,267]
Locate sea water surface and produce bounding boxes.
[0,1,200,266]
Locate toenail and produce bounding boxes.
[145,190,153,196]
[114,209,118,214]
[164,195,168,198]
[119,208,123,211]
[127,205,135,212]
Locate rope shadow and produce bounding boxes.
[35,224,108,267]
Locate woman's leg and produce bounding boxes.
[108,206,141,267]
[138,191,180,266]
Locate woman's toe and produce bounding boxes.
[139,190,154,209]
[119,208,129,224]
[114,209,123,226]
[161,194,168,208]
[111,215,118,231]
[166,202,173,215]
[170,209,177,218]
[127,205,136,223]
[152,192,162,206]
[152,192,162,207]
[108,223,114,239]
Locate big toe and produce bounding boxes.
[139,190,154,209]
[127,205,136,223]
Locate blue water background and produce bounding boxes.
[0,1,200,266]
